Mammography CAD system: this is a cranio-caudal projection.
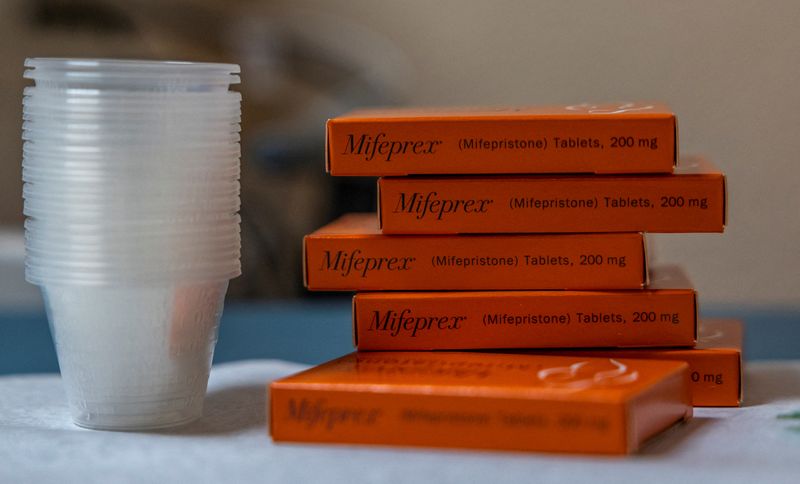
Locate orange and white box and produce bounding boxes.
[353,266,696,350]
[304,213,647,291]
[326,103,677,176]
[378,156,725,234]
[270,352,692,454]
[541,319,743,407]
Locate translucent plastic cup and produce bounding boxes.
[24,230,241,253]
[22,108,242,123]
[23,57,242,430]
[26,251,241,278]
[22,141,241,156]
[25,244,241,265]
[24,58,240,92]
[22,131,241,146]
[24,212,241,230]
[23,183,240,203]
[23,178,240,197]
[22,121,242,137]
[41,280,228,430]
[28,256,241,283]
[22,86,242,103]
[24,231,241,254]
[22,97,242,111]
[22,119,242,134]
[21,155,241,172]
[23,201,241,221]
[22,165,241,184]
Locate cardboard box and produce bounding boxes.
[353,266,696,350]
[304,213,647,291]
[535,319,743,407]
[326,103,677,176]
[270,352,692,454]
[378,156,726,234]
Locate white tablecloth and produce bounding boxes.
[2,360,799,484]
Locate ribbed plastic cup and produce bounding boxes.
[22,141,241,156]
[22,164,241,183]
[41,281,227,429]
[23,178,240,197]
[22,58,242,430]
[24,58,240,92]
[23,200,241,221]
[22,86,242,102]
[26,252,241,278]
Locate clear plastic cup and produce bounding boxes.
[23,177,240,194]
[23,202,241,221]
[25,57,239,73]
[28,234,239,249]
[23,199,241,218]
[25,230,240,246]
[22,112,241,125]
[22,141,241,153]
[23,195,240,214]
[24,222,240,244]
[25,224,240,240]
[23,182,240,200]
[24,177,240,193]
[26,248,241,271]
[23,141,241,155]
[21,155,241,171]
[21,153,241,170]
[40,280,227,429]
[24,210,239,226]
[26,247,241,266]
[25,58,240,92]
[22,163,240,177]
[22,173,240,188]
[23,185,240,200]
[27,253,241,278]
[26,227,238,241]
[22,121,242,136]
[25,242,241,262]
[22,132,241,145]
[22,140,240,155]
[22,164,241,183]
[22,108,242,123]
[26,256,241,277]
[22,108,241,122]
[22,99,242,114]
[25,212,240,228]
[29,259,240,283]
[23,85,242,101]
[22,131,241,145]
[24,226,241,246]
[21,114,241,128]
[23,58,241,430]
[22,96,242,110]
[25,227,241,252]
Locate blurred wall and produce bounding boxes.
[282,0,800,306]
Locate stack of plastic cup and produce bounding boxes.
[21,58,242,430]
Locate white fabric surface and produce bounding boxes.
[2,360,799,484]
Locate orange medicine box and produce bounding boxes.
[537,319,743,407]
[304,213,647,291]
[270,352,692,455]
[326,102,677,176]
[353,265,696,351]
[378,156,726,234]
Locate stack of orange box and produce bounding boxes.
[271,103,740,454]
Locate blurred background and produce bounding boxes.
[1,0,798,372]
